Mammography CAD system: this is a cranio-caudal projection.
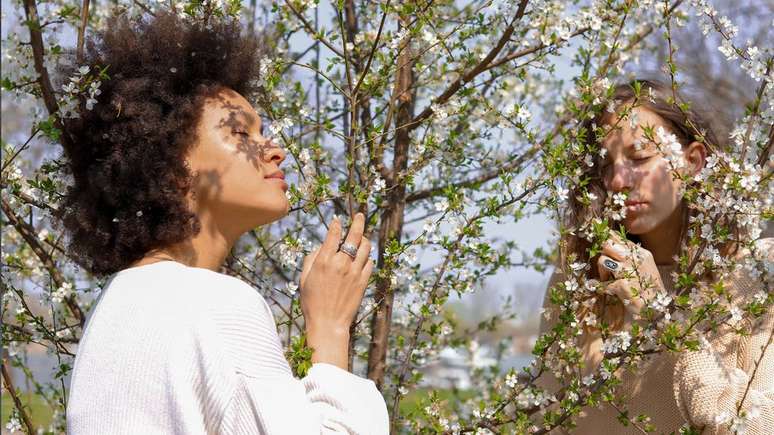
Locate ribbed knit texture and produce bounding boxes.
[66,261,388,434]
[537,239,773,434]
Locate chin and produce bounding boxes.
[268,198,291,221]
[263,207,289,225]
[622,216,656,235]
[245,197,291,227]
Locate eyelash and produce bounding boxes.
[600,155,652,169]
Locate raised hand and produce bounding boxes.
[299,213,374,369]
[597,232,665,327]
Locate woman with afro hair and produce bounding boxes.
[60,9,388,434]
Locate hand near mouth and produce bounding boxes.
[596,231,665,328]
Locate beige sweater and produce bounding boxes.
[536,240,773,434]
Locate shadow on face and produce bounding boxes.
[600,107,691,236]
[186,87,289,234]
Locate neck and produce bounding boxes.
[639,204,684,265]
[134,209,241,272]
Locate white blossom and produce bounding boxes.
[51,282,74,304]
[656,126,685,169]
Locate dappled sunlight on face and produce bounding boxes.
[213,95,285,171]
[600,107,685,236]
[188,88,289,231]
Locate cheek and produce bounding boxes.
[643,159,683,217]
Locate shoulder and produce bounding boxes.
[176,265,271,310]
[128,262,277,328]
[729,237,773,292]
[712,238,774,324]
[754,237,774,263]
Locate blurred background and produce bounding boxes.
[2,0,771,427]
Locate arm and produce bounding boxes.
[217,213,387,434]
[672,311,774,434]
[212,285,388,435]
[299,214,372,371]
[672,238,774,434]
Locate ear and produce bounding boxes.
[683,141,707,177]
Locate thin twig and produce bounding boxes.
[76,0,90,62]
[1,358,36,434]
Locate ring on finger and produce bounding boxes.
[602,258,619,272]
[339,242,358,259]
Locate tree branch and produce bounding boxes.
[366,22,415,389]
[1,358,35,434]
[406,0,530,132]
[406,144,539,202]
[76,0,90,62]
[22,0,59,119]
[1,198,85,328]
[284,0,346,60]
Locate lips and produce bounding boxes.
[624,199,648,213]
[265,171,288,190]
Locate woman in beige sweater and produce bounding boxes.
[536,80,772,434]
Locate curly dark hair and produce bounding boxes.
[55,10,263,276]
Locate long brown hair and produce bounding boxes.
[560,79,723,329]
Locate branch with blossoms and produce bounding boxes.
[2,0,772,433]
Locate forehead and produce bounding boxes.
[200,88,261,130]
[601,106,669,149]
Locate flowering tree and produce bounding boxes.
[1,0,771,433]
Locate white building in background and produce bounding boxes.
[420,344,533,390]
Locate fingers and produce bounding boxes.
[353,236,371,270]
[342,212,365,250]
[319,216,342,258]
[300,247,320,287]
[356,259,375,295]
[597,254,619,281]
[606,279,643,313]
[602,235,655,268]
[601,239,627,261]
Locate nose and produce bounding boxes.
[263,138,286,166]
[606,162,633,193]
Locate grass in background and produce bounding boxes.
[400,387,476,415]
[1,392,54,428]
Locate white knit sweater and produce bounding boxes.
[66,261,389,434]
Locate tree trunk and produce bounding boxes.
[366,34,414,389]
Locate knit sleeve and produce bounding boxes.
[672,240,774,434]
[671,314,774,434]
[211,280,388,434]
[221,364,389,434]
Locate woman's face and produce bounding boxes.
[600,106,704,236]
[187,88,289,231]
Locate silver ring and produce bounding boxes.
[339,242,358,259]
[603,259,619,271]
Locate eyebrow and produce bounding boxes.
[229,109,263,134]
[240,110,259,127]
